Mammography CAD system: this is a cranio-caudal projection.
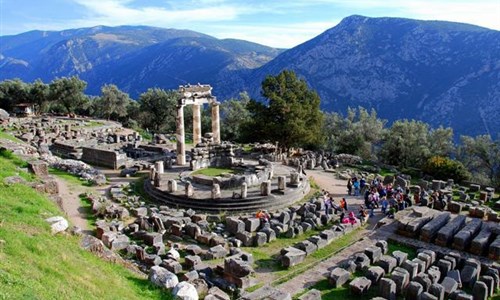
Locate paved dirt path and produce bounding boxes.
[274,169,392,296]
[55,177,90,232]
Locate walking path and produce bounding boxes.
[275,168,399,296]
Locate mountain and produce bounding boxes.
[0,25,281,95]
[242,15,500,137]
[1,17,499,137]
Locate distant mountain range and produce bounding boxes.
[1,16,499,137]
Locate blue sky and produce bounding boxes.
[1,0,499,48]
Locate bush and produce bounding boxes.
[422,156,470,182]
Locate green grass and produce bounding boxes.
[79,194,97,228]
[0,128,22,143]
[0,154,172,300]
[387,241,417,260]
[128,175,153,203]
[48,168,93,187]
[191,167,240,177]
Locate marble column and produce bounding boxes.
[176,105,186,165]
[192,104,202,146]
[211,103,220,144]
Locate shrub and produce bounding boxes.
[422,156,470,182]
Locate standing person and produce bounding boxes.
[347,178,353,196]
[381,196,388,215]
[342,197,348,211]
[353,179,360,196]
[324,195,332,216]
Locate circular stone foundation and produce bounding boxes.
[144,162,310,213]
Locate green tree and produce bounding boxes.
[379,120,431,168]
[422,156,470,182]
[323,107,386,159]
[246,70,324,150]
[93,84,131,120]
[0,79,29,111]
[221,92,252,142]
[27,79,50,114]
[138,88,177,132]
[457,135,500,186]
[429,126,455,157]
[48,76,87,114]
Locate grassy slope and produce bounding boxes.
[0,154,171,300]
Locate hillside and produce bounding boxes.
[1,17,499,137]
[243,15,500,137]
[0,150,170,299]
[0,25,280,95]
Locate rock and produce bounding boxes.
[364,246,382,264]
[173,281,199,300]
[353,252,370,271]
[435,215,466,247]
[186,244,203,255]
[298,289,321,300]
[182,270,199,282]
[447,270,462,288]
[161,259,183,274]
[206,286,230,300]
[307,235,327,249]
[406,281,424,300]
[375,240,388,254]
[185,255,202,269]
[392,250,408,266]
[45,216,69,234]
[349,276,372,295]
[28,161,49,177]
[235,231,253,247]
[329,267,350,288]
[427,266,441,284]
[260,227,277,243]
[245,218,261,232]
[436,259,453,277]
[149,266,179,289]
[452,218,482,251]
[254,232,267,246]
[206,245,228,260]
[167,247,181,261]
[414,273,433,292]
[417,252,433,271]
[224,256,254,278]
[365,266,385,284]
[428,283,445,300]
[377,255,397,274]
[479,276,495,297]
[110,234,130,251]
[441,277,458,298]
[401,260,419,280]
[379,278,396,300]
[391,268,410,295]
[420,292,438,300]
[472,281,488,300]
[281,247,306,268]
[295,240,317,256]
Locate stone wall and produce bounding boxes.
[82,147,127,169]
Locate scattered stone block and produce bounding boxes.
[295,240,317,256]
[441,277,458,299]
[253,232,267,247]
[427,266,441,284]
[447,270,462,288]
[379,278,396,300]
[452,218,482,251]
[365,266,385,284]
[364,246,382,264]
[472,281,488,300]
[298,289,321,300]
[172,281,198,300]
[420,212,451,242]
[429,283,445,300]
[329,267,350,288]
[377,255,397,274]
[406,281,424,300]
[401,260,419,279]
[206,245,228,260]
[417,252,432,271]
[149,266,179,289]
[420,292,438,300]
[435,215,466,247]
[226,217,245,235]
[349,276,372,295]
[281,247,306,268]
[437,259,453,277]
[392,250,408,266]
[308,235,327,249]
[391,269,410,295]
[375,240,388,254]
[479,276,495,297]
[245,218,261,232]
[353,253,370,271]
[415,273,433,292]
